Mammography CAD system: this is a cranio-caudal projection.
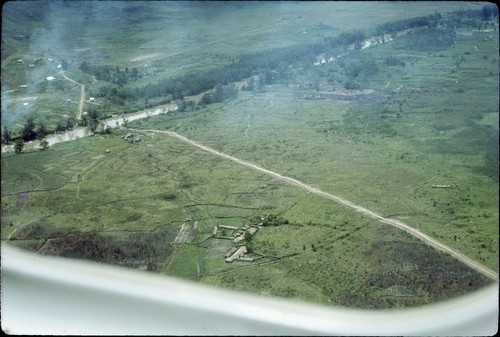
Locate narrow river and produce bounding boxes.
[1,102,178,153]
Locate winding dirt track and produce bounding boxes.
[135,128,499,281]
[59,71,85,120]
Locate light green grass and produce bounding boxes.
[164,244,206,280]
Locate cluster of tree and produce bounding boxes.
[79,61,140,85]
[9,219,66,241]
[375,13,442,35]
[11,219,175,271]
[1,128,13,145]
[440,6,499,30]
[345,58,379,79]
[5,104,115,154]
[262,214,289,227]
[322,55,380,90]
[241,71,277,92]
[80,106,102,133]
[447,5,498,21]
[93,43,314,106]
[2,117,54,153]
[483,129,499,182]
[481,4,499,19]
[55,117,75,132]
[359,240,491,309]
[20,117,51,142]
[86,26,391,111]
[2,116,69,144]
[241,77,262,92]
[384,55,406,67]
[115,7,500,106]
[376,6,497,38]
[397,27,456,51]
[329,30,367,50]
[14,139,25,153]
[3,115,78,152]
[97,84,140,106]
[200,83,238,105]
[320,6,500,90]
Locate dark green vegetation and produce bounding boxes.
[2,2,498,309]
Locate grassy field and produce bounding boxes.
[1,119,494,308]
[2,1,482,131]
[129,25,498,272]
[2,2,498,309]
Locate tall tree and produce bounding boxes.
[87,109,100,133]
[22,117,37,141]
[37,122,48,139]
[14,139,24,153]
[66,117,75,130]
[2,128,12,144]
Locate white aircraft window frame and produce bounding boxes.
[1,243,498,335]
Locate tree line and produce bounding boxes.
[80,62,141,85]
[97,42,316,104]
[3,7,498,151]
[375,13,442,36]
[94,6,496,106]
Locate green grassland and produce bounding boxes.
[2,127,491,308]
[2,1,482,131]
[130,26,498,273]
[2,2,498,309]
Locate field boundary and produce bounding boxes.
[131,128,499,281]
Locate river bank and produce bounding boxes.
[1,102,178,153]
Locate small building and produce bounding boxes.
[218,225,238,230]
[89,97,95,102]
[225,246,247,263]
[224,247,238,259]
[46,76,56,81]
[233,225,259,242]
[247,227,259,236]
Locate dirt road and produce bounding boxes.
[135,128,499,281]
[59,71,85,120]
[77,84,85,120]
